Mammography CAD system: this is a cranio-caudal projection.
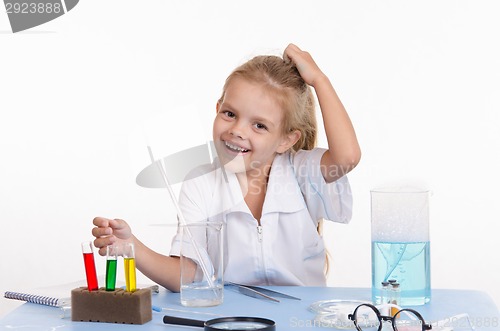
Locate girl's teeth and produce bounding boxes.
[225,142,249,152]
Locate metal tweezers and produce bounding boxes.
[225,281,301,302]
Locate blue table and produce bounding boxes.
[1,287,499,330]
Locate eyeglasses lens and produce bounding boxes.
[354,305,380,331]
[393,310,423,331]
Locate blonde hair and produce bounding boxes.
[218,55,317,152]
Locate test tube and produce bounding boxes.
[81,241,98,291]
[380,281,390,315]
[390,282,401,317]
[123,242,136,292]
[105,245,118,291]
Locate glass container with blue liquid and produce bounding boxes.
[371,188,431,306]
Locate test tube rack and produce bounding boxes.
[71,287,152,324]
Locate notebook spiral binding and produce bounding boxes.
[4,291,63,307]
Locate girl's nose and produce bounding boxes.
[229,122,245,139]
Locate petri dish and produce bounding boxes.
[309,299,369,314]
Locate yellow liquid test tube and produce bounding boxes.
[123,243,136,292]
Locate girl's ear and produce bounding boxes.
[277,130,301,154]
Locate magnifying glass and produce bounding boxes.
[163,315,276,330]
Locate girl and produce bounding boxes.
[92,43,361,292]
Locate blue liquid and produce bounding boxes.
[372,241,431,306]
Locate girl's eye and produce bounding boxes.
[223,111,235,118]
[254,123,268,131]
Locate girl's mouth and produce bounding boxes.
[224,141,250,154]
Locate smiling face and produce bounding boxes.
[213,77,299,178]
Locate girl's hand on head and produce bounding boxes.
[283,43,327,87]
[91,217,133,256]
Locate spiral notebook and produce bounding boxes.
[4,291,69,307]
[3,281,82,308]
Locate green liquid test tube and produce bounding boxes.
[105,245,117,291]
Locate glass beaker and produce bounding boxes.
[179,222,224,307]
[371,188,431,306]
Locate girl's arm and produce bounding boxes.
[284,43,361,183]
[130,235,184,292]
[92,217,188,292]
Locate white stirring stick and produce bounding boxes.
[147,146,216,288]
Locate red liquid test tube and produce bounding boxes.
[81,241,98,291]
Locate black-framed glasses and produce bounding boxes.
[348,303,432,331]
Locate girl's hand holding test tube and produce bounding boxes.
[92,218,132,256]
[93,219,136,292]
[92,217,187,292]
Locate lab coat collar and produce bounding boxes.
[218,153,306,216]
[261,153,305,214]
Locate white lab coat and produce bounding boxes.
[169,148,352,286]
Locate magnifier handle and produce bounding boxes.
[163,315,205,328]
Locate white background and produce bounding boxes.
[1,0,499,317]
